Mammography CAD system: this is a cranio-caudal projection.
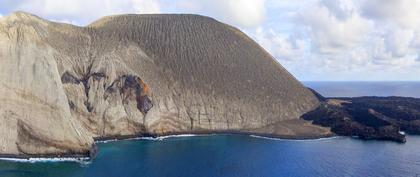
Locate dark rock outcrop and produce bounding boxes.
[302,96,420,143]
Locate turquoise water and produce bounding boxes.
[1,82,420,177]
[1,135,420,177]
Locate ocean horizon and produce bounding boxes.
[303,81,420,98]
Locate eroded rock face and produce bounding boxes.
[62,72,153,138]
[0,12,326,156]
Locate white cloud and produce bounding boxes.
[10,0,161,24]
[219,0,266,28]
[357,0,420,64]
[361,0,420,29]
[131,0,161,14]
[321,0,357,20]
[243,0,420,80]
[385,28,415,58]
[298,0,372,54]
[253,27,304,61]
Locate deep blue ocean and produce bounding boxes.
[1,81,419,177]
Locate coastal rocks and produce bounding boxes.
[302,97,420,143]
[0,11,326,157]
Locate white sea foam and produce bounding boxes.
[249,135,340,141]
[154,134,202,140]
[95,134,207,143]
[0,157,90,163]
[96,139,119,143]
[132,134,209,141]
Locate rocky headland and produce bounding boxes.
[302,95,420,143]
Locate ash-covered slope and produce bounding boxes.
[0,12,329,157]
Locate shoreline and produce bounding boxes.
[0,152,91,162]
[2,132,418,162]
[0,156,90,163]
[0,131,335,162]
[97,132,338,143]
[94,130,336,142]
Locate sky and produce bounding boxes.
[0,0,419,81]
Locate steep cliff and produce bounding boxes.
[0,12,329,157]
